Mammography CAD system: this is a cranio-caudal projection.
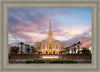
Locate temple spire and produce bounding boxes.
[48,18,53,39]
[49,18,52,30]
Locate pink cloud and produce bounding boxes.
[15,23,39,34]
[80,39,91,47]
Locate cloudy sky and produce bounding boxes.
[8,8,92,49]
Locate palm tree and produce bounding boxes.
[10,46,19,55]
[59,50,66,55]
[32,47,37,54]
[73,47,77,54]
[38,51,42,55]
[82,47,91,55]
[73,43,77,54]
[59,51,63,55]
[25,44,28,54]
[62,50,66,54]
[19,42,24,54]
[71,45,74,54]
[27,44,30,54]
[10,46,15,55]
[31,46,34,54]
[65,47,70,54]
[77,41,82,54]
[14,46,19,55]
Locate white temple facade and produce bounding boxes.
[35,19,66,54]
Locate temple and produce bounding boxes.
[35,19,66,54]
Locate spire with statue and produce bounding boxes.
[48,18,53,39]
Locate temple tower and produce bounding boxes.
[47,19,53,39]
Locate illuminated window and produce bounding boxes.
[37,45,40,47]
[49,43,52,49]
[37,44,40,49]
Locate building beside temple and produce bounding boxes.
[35,19,66,54]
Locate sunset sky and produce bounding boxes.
[8,8,92,49]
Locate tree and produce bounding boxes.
[65,47,70,54]
[59,50,65,55]
[77,51,82,54]
[25,44,28,54]
[10,46,19,55]
[59,51,63,55]
[38,51,42,55]
[77,41,82,54]
[10,46,15,55]
[73,43,77,54]
[32,47,37,54]
[70,45,74,54]
[26,44,30,54]
[62,50,66,54]
[82,47,91,55]
[19,42,24,54]
[31,46,36,54]
[14,46,19,54]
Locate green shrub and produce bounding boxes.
[45,59,51,63]
[49,59,64,63]
[65,59,77,63]
[26,59,77,63]
[33,59,45,63]
[26,60,33,63]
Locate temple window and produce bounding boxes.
[49,43,52,49]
